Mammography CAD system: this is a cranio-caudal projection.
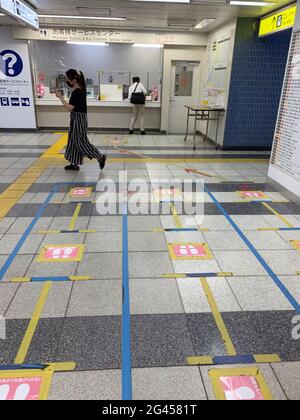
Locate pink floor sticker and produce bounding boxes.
[291,240,300,251]
[168,243,212,260]
[173,244,206,257]
[220,376,264,400]
[38,245,84,262]
[70,188,91,198]
[153,188,181,198]
[240,191,267,199]
[0,377,43,400]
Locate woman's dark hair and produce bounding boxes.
[66,69,87,95]
[133,77,140,84]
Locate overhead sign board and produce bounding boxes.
[0,0,39,30]
[12,27,207,46]
[259,5,297,37]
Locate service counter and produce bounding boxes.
[35,98,161,130]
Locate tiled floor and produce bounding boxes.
[0,131,299,400]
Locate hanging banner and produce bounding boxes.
[0,27,36,129]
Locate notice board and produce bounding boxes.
[269,4,300,197]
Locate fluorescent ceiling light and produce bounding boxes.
[195,18,216,29]
[230,1,274,6]
[38,15,127,21]
[132,43,163,48]
[0,13,5,16]
[67,41,109,46]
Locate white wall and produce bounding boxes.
[199,19,237,145]
[161,46,207,132]
[268,3,300,198]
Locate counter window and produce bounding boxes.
[30,41,162,103]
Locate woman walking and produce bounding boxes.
[56,69,107,171]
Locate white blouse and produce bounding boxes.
[128,82,147,101]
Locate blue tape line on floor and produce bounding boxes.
[122,201,132,400]
[31,276,69,282]
[0,184,59,281]
[0,364,46,370]
[252,200,273,203]
[186,273,219,278]
[279,228,300,231]
[165,228,199,232]
[70,201,92,204]
[205,185,300,313]
[0,182,98,281]
[58,182,96,186]
[213,355,255,365]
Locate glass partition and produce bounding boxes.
[98,70,162,102]
[31,40,162,102]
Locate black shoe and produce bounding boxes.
[65,164,80,171]
[141,131,146,135]
[129,130,134,135]
[99,154,107,170]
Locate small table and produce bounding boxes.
[184,105,225,150]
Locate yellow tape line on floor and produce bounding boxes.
[68,203,82,231]
[170,204,183,229]
[14,281,52,365]
[200,277,237,356]
[262,202,294,228]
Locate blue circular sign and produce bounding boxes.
[0,49,23,77]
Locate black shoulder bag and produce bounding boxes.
[130,83,145,105]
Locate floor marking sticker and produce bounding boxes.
[69,187,92,198]
[168,243,213,260]
[209,368,273,400]
[0,368,54,400]
[37,244,85,262]
[153,188,182,201]
[290,240,300,251]
[238,191,269,200]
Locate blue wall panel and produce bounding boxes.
[223,18,292,149]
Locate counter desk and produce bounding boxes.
[184,105,225,150]
[35,99,161,130]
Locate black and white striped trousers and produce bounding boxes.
[65,112,103,166]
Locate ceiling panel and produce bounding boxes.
[0,0,295,32]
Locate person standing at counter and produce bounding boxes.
[129,77,147,135]
[56,69,107,171]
